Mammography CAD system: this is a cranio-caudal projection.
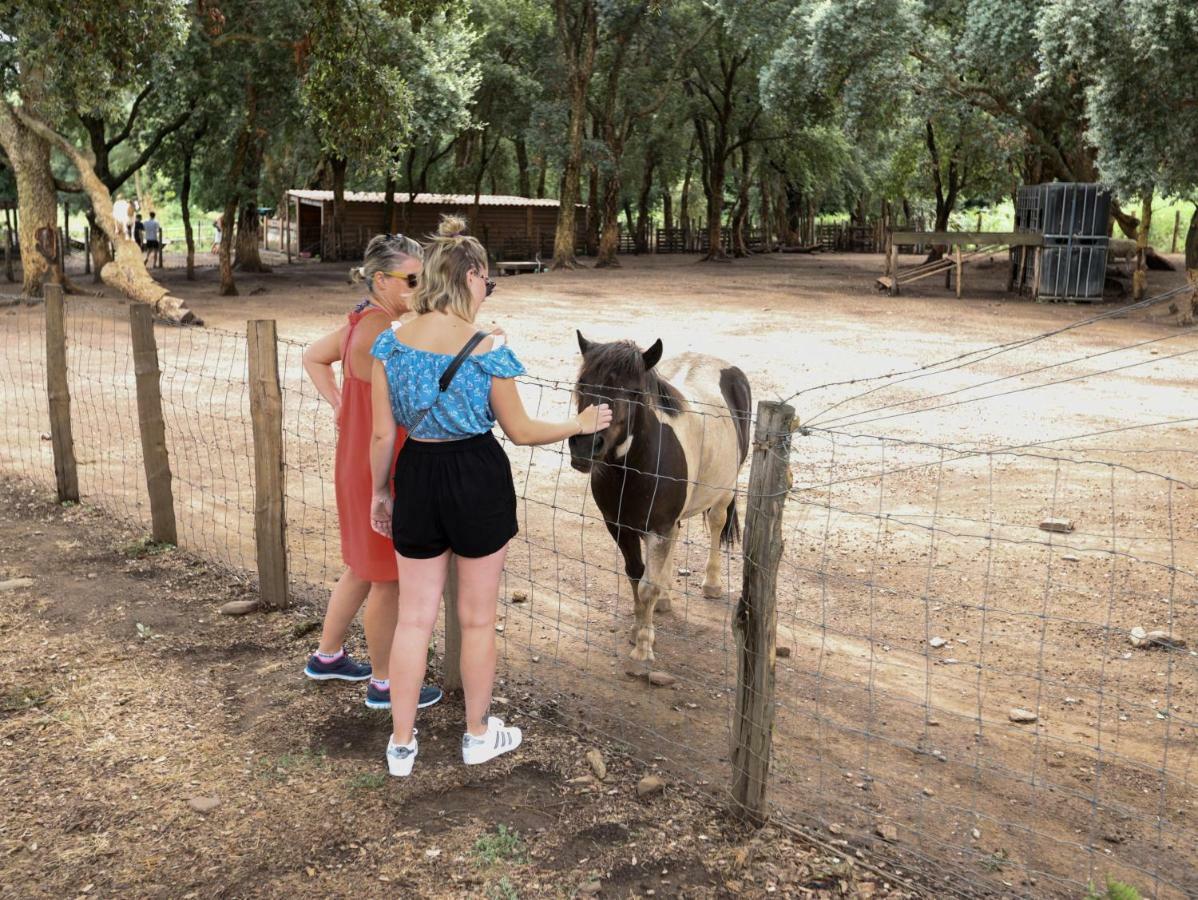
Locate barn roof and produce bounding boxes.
[286,189,561,208]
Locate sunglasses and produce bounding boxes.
[379,270,419,289]
[473,270,496,297]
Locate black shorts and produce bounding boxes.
[144,240,160,250]
[392,432,518,559]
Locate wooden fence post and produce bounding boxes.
[1172,210,1181,254]
[731,399,793,826]
[955,243,964,299]
[442,556,463,692]
[247,320,289,609]
[43,284,80,502]
[129,304,177,544]
[888,235,900,297]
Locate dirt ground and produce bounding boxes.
[3,248,1197,897]
[0,480,924,899]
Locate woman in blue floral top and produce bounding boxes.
[369,215,611,776]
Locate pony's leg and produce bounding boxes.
[609,526,651,659]
[702,501,729,599]
[634,524,679,660]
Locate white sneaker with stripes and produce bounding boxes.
[462,716,522,766]
[386,731,418,777]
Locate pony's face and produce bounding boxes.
[568,331,663,473]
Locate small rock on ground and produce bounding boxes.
[648,671,676,687]
[0,578,34,592]
[1039,517,1074,533]
[1009,708,1038,723]
[219,599,258,616]
[776,646,792,659]
[511,591,528,603]
[637,775,665,798]
[875,822,898,842]
[586,749,607,781]
[188,796,220,814]
[929,636,948,649]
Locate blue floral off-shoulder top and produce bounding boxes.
[370,327,526,439]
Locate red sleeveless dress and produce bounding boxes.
[335,305,406,581]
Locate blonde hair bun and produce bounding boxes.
[438,214,468,238]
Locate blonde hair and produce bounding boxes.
[411,215,488,321]
[349,233,424,294]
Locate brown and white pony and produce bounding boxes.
[568,332,752,662]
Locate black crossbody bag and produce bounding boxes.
[406,330,491,438]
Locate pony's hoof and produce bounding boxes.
[629,646,655,663]
[655,595,672,613]
[702,583,724,599]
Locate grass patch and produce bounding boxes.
[1087,879,1142,900]
[474,824,525,866]
[120,537,175,559]
[488,876,519,900]
[257,748,327,781]
[348,771,387,793]
[1,686,50,712]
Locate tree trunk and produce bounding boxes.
[329,155,348,261]
[585,164,601,257]
[10,104,194,320]
[758,170,771,252]
[382,172,396,233]
[235,201,270,272]
[702,161,727,261]
[594,171,622,268]
[635,151,655,255]
[924,121,959,263]
[536,156,547,199]
[662,174,673,233]
[0,103,63,295]
[181,142,196,281]
[219,205,237,295]
[1182,206,1197,325]
[551,0,597,270]
[86,208,111,284]
[680,150,694,243]
[515,138,531,198]
[730,146,751,258]
[1133,190,1153,302]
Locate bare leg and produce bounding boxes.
[317,568,371,654]
[390,551,449,745]
[702,502,729,599]
[455,545,509,735]
[363,580,399,677]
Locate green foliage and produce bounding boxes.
[488,876,519,900]
[301,1,415,174]
[473,824,525,865]
[1086,877,1143,900]
[347,771,388,792]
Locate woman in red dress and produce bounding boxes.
[301,234,441,711]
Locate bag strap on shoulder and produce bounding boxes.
[408,330,490,436]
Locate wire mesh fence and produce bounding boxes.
[1,289,1196,898]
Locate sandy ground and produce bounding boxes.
[3,249,1197,897]
[0,482,923,899]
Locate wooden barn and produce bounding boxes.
[283,190,584,261]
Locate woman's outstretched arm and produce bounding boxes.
[491,378,611,447]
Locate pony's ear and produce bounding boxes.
[577,330,592,355]
[642,338,663,371]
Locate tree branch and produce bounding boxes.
[111,104,194,192]
[107,83,155,151]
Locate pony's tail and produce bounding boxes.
[720,497,740,547]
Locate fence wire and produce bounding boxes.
[1,295,1195,898]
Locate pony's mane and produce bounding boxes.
[579,340,684,416]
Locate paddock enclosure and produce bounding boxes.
[3,253,1196,898]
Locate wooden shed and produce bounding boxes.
[283,190,584,261]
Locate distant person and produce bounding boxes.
[133,213,144,249]
[301,234,443,715]
[211,219,222,256]
[369,215,610,776]
[142,211,162,266]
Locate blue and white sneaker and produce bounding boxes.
[304,652,371,682]
[365,683,445,710]
[386,732,418,777]
[462,716,522,766]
